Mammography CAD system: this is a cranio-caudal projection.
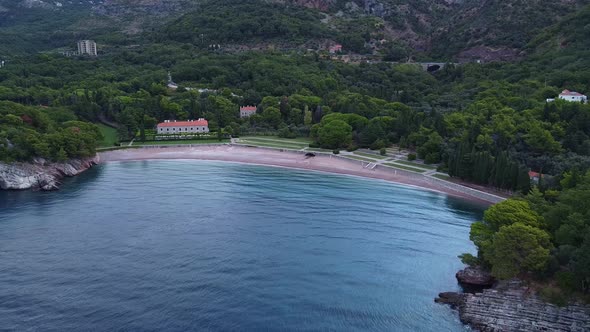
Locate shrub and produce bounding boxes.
[380,147,387,156]
[408,153,417,161]
[333,149,340,154]
[308,142,320,148]
[539,286,568,307]
[458,253,480,266]
[278,127,297,138]
[425,152,440,164]
[370,138,387,150]
[346,144,358,152]
[556,271,578,292]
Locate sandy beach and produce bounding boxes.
[99,145,505,205]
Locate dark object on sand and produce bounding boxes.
[305,152,316,158]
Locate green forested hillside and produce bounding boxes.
[430,0,590,58]
[0,101,102,162]
[463,176,590,300]
[1,0,588,60]
[159,0,330,45]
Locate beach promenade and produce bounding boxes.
[99,145,506,204]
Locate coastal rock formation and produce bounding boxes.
[436,280,590,331]
[0,155,99,191]
[456,266,495,286]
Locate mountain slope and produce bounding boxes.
[1,0,588,60]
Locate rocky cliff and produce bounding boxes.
[0,155,99,191]
[436,279,590,331]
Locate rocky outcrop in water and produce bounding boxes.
[436,280,590,331]
[0,155,99,191]
[456,266,495,286]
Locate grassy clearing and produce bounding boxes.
[344,155,378,162]
[97,124,118,147]
[382,163,427,173]
[243,143,300,149]
[241,138,307,146]
[392,160,437,170]
[239,139,308,149]
[97,146,142,152]
[353,152,388,160]
[240,135,311,143]
[132,139,229,146]
[432,173,452,180]
[306,147,333,153]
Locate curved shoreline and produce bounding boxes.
[98,145,505,205]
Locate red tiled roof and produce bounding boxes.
[560,89,586,97]
[240,106,257,112]
[157,120,208,127]
[329,44,343,52]
[528,171,541,178]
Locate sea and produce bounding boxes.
[0,160,483,331]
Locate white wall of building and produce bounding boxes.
[559,95,587,103]
[240,110,256,118]
[77,40,97,56]
[157,125,209,134]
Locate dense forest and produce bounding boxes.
[0,101,101,161]
[463,173,590,302]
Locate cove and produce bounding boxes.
[0,160,483,331]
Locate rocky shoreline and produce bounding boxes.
[0,155,99,191]
[436,268,590,331]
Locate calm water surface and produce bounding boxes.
[0,161,483,331]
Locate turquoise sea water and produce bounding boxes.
[0,161,483,331]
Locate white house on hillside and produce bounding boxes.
[558,90,587,103]
[157,119,209,134]
[240,106,257,118]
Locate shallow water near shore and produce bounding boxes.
[0,160,483,331]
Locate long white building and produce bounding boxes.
[157,119,209,134]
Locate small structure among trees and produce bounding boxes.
[558,90,587,103]
[240,106,257,118]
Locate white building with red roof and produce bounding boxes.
[157,119,209,134]
[240,106,257,118]
[559,89,587,103]
[528,171,542,184]
[329,44,343,54]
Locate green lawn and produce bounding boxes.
[240,135,311,143]
[97,124,118,147]
[344,155,378,162]
[392,160,438,170]
[239,138,308,149]
[239,141,303,149]
[96,146,142,152]
[382,163,427,173]
[132,139,229,146]
[306,147,333,153]
[432,173,452,180]
[353,151,388,160]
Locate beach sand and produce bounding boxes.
[99,145,504,205]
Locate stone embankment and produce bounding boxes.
[436,269,590,331]
[0,155,99,191]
